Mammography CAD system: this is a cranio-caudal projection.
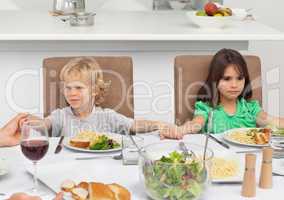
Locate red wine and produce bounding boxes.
[21,140,49,161]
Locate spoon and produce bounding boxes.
[203,110,213,164]
[128,135,145,156]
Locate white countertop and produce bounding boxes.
[0,11,283,41]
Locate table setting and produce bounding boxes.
[1,127,284,200]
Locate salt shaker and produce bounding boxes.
[259,147,273,189]
[241,153,256,197]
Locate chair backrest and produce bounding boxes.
[174,55,262,125]
[43,56,134,118]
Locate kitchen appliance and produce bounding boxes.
[191,0,223,10]
[61,12,95,26]
[53,0,85,14]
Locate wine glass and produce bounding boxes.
[20,120,49,195]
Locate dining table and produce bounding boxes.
[0,132,283,200]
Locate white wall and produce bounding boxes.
[0,0,153,11]
[226,0,284,117]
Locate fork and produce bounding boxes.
[75,153,123,160]
[0,193,11,200]
[179,142,196,159]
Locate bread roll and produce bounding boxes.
[71,187,88,200]
[77,181,89,190]
[108,183,131,200]
[89,182,116,200]
[61,179,76,192]
[61,180,131,200]
[70,138,90,148]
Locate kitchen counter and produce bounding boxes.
[0,11,283,41]
[0,10,283,124]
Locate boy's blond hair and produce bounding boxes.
[60,57,110,105]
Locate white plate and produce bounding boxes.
[223,128,269,147]
[273,159,284,176]
[211,153,244,183]
[0,158,8,176]
[26,160,144,199]
[63,133,122,153]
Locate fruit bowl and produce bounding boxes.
[186,11,235,29]
[139,141,213,200]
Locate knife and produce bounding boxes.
[54,136,64,154]
[236,149,262,154]
[208,134,230,149]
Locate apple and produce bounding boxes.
[204,2,218,16]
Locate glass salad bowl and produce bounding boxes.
[138,141,213,200]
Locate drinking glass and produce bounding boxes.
[122,135,144,165]
[20,120,49,194]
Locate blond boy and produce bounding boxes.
[35,57,179,138]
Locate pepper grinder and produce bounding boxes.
[259,147,273,188]
[241,153,256,197]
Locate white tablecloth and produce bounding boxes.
[0,133,283,200]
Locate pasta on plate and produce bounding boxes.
[210,157,239,179]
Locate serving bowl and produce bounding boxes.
[186,11,235,29]
[139,141,213,200]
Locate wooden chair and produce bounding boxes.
[43,56,134,118]
[174,55,262,125]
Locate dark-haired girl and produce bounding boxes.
[161,49,284,138]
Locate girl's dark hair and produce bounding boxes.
[196,48,252,107]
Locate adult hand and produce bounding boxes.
[7,192,63,200]
[8,193,41,200]
[0,113,28,147]
[53,192,64,200]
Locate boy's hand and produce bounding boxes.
[19,114,43,129]
[159,123,184,140]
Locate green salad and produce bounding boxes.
[143,151,207,200]
[89,135,120,150]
